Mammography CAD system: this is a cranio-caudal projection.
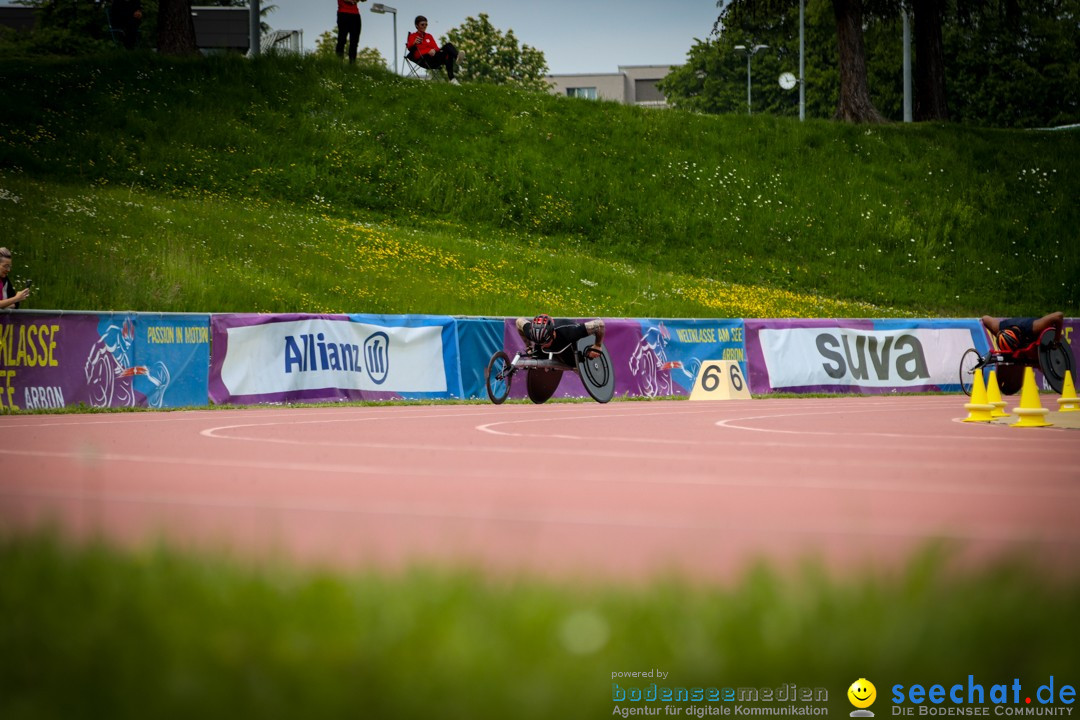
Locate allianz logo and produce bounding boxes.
[283,330,390,385]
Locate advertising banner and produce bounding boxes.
[455,317,503,400]
[209,313,462,404]
[0,311,209,409]
[744,318,991,394]
[500,317,746,399]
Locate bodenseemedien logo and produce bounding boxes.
[849,678,877,717]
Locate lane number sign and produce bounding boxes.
[689,361,752,401]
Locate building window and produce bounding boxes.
[634,79,665,103]
[567,87,598,100]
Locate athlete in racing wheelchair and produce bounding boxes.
[485,314,613,404]
[960,312,1074,396]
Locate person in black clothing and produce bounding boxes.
[0,248,30,310]
[516,314,605,359]
[981,312,1065,351]
[110,0,142,50]
[335,0,366,63]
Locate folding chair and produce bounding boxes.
[404,53,430,80]
[104,6,125,46]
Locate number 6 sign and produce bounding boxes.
[689,361,751,401]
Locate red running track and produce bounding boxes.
[1,397,1078,582]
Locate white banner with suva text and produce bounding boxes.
[745,319,988,393]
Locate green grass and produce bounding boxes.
[2,533,1077,719]
[1,53,1077,318]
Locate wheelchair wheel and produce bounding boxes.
[526,368,562,404]
[485,351,512,404]
[1039,331,1076,395]
[577,345,614,404]
[959,348,982,396]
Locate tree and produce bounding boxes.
[721,0,885,122]
[157,0,197,55]
[442,13,549,91]
[313,29,385,68]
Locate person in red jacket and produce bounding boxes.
[406,15,462,83]
[335,0,366,63]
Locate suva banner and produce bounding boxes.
[499,317,746,399]
[744,318,991,394]
[0,311,210,409]
[209,313,462,404]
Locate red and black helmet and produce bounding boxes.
[529,314,556,349]
[997,327,1021,351]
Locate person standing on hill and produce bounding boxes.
[0,248,31,310]
[110,0,143,50]
[335,0,366,64]
[406,15,462,83]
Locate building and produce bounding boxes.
[545,65,674,108]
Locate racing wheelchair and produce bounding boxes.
[485,335,615,404]
[959,327,1075,396]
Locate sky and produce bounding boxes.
[265,0,721,75]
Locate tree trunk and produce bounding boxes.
[157,0,198,56]
[913,0,949,121]
[832,0,885,123]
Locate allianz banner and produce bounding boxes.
[209,313,463,404]
[0,311,210,410]
[744,318,990,394]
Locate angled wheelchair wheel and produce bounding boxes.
[485,351,512,405]
[577,345,614,404]
[959,348,982,397]
[526,368,562,404]
[1039,331,1075,395]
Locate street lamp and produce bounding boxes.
[369,3,397,75]
[733,43,768,115]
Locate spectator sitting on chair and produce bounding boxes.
[110,0,142,50]
[406,15,462,83]
[335,0,366,63]
[981,312,1065,352]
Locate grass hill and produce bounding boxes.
[0,53,1077,317]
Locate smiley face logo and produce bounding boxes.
[848,679,877,711]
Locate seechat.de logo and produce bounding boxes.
[849,679,877,718]
[364,331,390,385]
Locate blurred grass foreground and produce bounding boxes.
[1,533,1077,719]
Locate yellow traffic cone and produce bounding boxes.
[1012,367,1052,428]
[1057,370,1079,413]
[963,367,994,423]
[985,369,1008,418]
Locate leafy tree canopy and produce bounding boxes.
[442,13,549,91]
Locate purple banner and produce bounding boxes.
[209,313,462,405]
[745,318,993,394]
[0,312,209,409]
[499,317,746,400]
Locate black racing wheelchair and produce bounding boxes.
[959,327,1075,396]
[485,335,615,404]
